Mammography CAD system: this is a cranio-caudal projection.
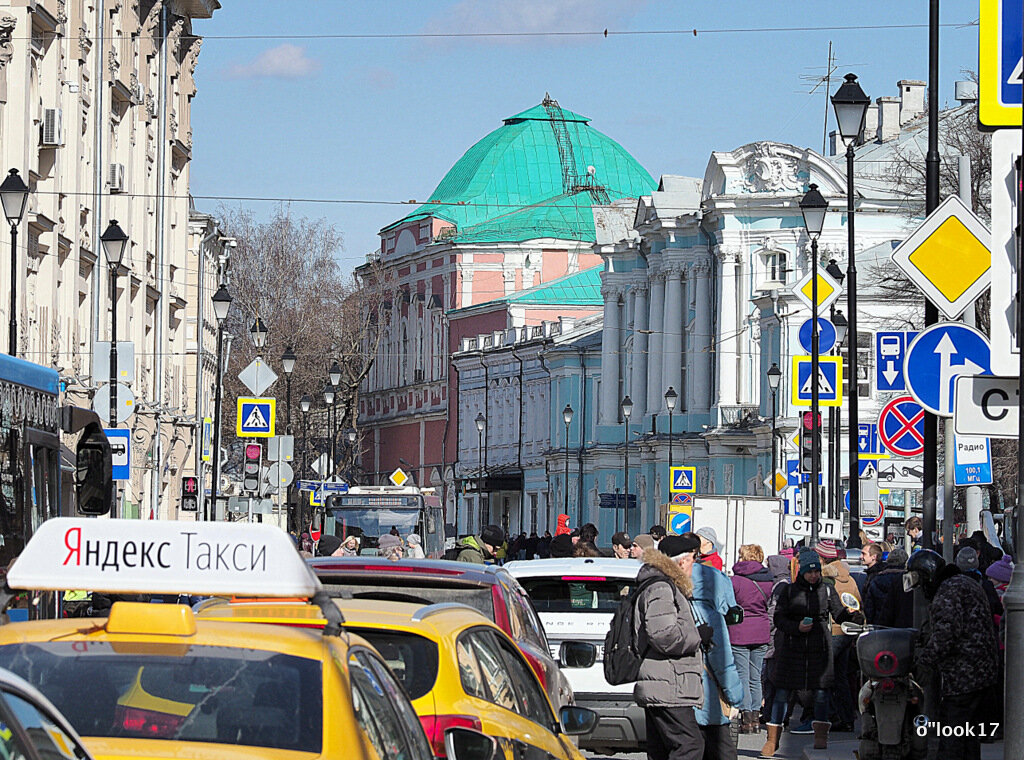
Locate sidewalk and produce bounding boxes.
[735,729,1004,759]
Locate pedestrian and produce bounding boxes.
[650,525,666,545]
[877,549,915,629]
[573,541,601,558]
[761,548,863,756]
[612,532,633,559]
[955,545,1002,615]
[986,554,1014,598]
[905,549,999,760]
[454,524,504,564]
[556,514,572,535]
[631,534,655,559]
[759,553,792,728]
[633,533,709,760]
[729,544,773,735]
[695,527,724,571]
[338,535,360,557]
[406,534,425,559]
[525,531,540,559]
[580,522,600,545]
[904,516,923,550]
[378,534,405,561]
[538,530,552,558]
[315,534,342,557]
[818,543,862,734]
[549,532,574,558]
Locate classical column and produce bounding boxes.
[662,265,684,400]
[694,256,715,412]
[630,281,649,419]
[646,271,666,415]
[599,282,622,424]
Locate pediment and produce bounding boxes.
[702,141,847,199]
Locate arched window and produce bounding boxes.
[401,325,409,385]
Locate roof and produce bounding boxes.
[382,98,656,244]
[504,557,642,579]
[308,557,509,587]
[508,266,605,308]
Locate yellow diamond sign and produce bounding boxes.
[389,468,409,487]
[891,194,990,319]
[791,268,843,312]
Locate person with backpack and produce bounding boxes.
[607,533,709,760]
[729,544,773,735]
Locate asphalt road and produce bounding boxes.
[585,725,852,759]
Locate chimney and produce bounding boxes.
[559,315,577,333]
[955,80,979,104]
[862,103,879,143]
[898,79,926,124]
[877,96,901,141]
[829,130,839,157]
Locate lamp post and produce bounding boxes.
[832,310,849,519]
[100,221,129,430]
[766,364,782,497]
[282,347,296,434]
[210,284,233,521]
[621,395,633,533]
[562,404,573,521]
[800,183,828,544]
[831,72,870,551]
[665,387,678,470]
[250,317,268,350]
[0,169,28,357]
[345,428,358,485]
[324,383,336,481]
[476,412,486,528]
[299,393,312,531]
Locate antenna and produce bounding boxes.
[797,44,866,153]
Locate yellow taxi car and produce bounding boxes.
[0,518,493,760]
[197,597,599,760]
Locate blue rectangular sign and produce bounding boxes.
[670,466,696,493]
[858,423,883,455]
[953,436,993,486]
[875,331,917,392]
[104,428,131,481]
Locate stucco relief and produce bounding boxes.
[0,15,15,103]
[742,142,805,194]
[723,463,735,494]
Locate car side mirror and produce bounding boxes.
[445,727,499,760]
[724,605,744,626]
[558,705,599,736]
[559,640,597,668]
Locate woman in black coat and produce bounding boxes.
[761,549,862,756]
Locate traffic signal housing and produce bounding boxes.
[181,476,199,512]
[800,411,821,476]
[243,443,262,492]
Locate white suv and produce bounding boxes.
[506,557,644,755]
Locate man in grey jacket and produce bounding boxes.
[634,532,707,760]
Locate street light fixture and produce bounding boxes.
[1,169,28,358]
[281,346,296,434]
[329,361,342,387]
[298,393,312,531]
[620,395,633,533]
[664,386,678,470]
[210,284,233,521]
[324,383,337,482]
[800,183,829,544]
[832,72,870,551]
[100,220,129,435]
[562,404,574,522]
[766,364,782,497]
[250,317,268,349]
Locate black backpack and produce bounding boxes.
[603,576,672,685]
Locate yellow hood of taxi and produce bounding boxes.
[82,737,325,760]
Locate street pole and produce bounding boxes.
[668,406,674,470]
[810,236,821,545]
[109,267,118,429]
[845,142,862,551]
[8,220,16,356]
[564,419,570,519]
[771,389,778,498]
[210,323,225,521]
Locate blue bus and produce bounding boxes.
[0,353,112,571]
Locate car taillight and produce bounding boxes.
[520,648,548,693]
[878,678,897,694]
[419,714,482,757]
[115,706,185,738]
[874,650,899,676]
[491,586,510,632]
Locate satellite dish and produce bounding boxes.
[586,165,596,176]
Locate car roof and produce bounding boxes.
[504,557,642,579]
[309,557,509,587]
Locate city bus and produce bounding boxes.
[322,485,445,558]
[0,352,112,571]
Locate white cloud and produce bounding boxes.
[424,0,647,43]
[226,44,321,79]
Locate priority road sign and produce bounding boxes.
[104,428,131,481]
[904,323,991,417]
[791,355,842,407]
[798,318,837,354]
[763,470,788,494]
[670,466,696,493]
[875,331,918,392]
[791,269,843,312]
[980,0,1023,127]
[238,357,279,397]
[954,374,1020,439]
[236,397,276,437]
[890,195,991,320]
[953,435,993,486]
[389,468,410,487]
[878,396,925,458]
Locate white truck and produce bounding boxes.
[690,495,787,567]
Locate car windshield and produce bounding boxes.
[325,579,495,618]
[346,629,439,700]
[0,643,323,753]
[325,508,422,551]
[519,576,635,613]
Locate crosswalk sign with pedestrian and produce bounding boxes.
[236,397,276,437]
[670,466,696,494]
[791,355,843,407]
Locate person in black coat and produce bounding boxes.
[862,546,908,624]
[761,549,862,756]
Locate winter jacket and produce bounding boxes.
[763,555,792,661]
[455,535,491,564]
[862,562,903,624]
[821,561,862,636]
[700,551,724,571]
[729,561,774,646]
[878,575,916,629]
[772,574,858,690]
[632,549,704,708]
[918,566,999,697]
[691,564,745,726]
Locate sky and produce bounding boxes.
[188,1,981,274]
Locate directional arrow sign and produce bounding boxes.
[875,331,918,392]
[798,318,837,354]
[905,323,991,417]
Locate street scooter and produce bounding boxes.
[841,617,926,760]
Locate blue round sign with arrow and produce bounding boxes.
[904,323,991,417]
[798,318,837,354]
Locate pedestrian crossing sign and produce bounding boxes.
[670,466,696,494]
[237,397,276,437]
[791,356,843,407]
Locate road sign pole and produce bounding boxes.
[845,139,862,552]
[942,417,954,562]
[811,237,821,545]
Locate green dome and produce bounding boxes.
[384,98,656,244]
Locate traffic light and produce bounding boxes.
[243,443,262,492]
[800,411,821,476]
[181,476,199,512]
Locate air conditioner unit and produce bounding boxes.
[41,108,63,146]
[108,163,125,193]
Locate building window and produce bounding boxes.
[763,250,788,282]
[530,494,538,534]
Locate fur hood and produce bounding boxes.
[641,548,694,598]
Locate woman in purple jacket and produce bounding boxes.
[730,543,775,734]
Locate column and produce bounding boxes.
[630,281,649,419]
[646,271,665,414]
[599,282,622,424]
[662,265,683,399]
[694,256,714,412]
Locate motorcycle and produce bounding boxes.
[841,616,927,760]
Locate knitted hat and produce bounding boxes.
[798,548,822,574]
[659,533,701,558]
[955,546,980,572]
[407,534,421,546]
[633,534,656,552]
[480,524,505,547]
[986,555,1014,584]
[814,540,840,561]
[695,527,721,553]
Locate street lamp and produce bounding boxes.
[476,412,486,528]
[282,346,296,434]
[562,404,574,522]
[324,383,336,481]
[298,393,312,532]
[329,360,342,387]
[344,428,358,484]
[100,220,129,431]
[832,72,870,551]
[0,169,28,357]
[665,386,678,470]
[250,317,268,349]
[210,284,233,520]
[766,364,782,497]
[800,183,828,544]
[621,395,633,533]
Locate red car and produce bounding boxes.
[308,557,575,711]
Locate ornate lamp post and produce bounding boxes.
[210,285,233,520]
[100,221,129,429]
[562,404,573,521]
[476,412,486,529]
[664,386,678,470]
[0,169,28,357]
[281,347,296,434]
[766,364,782,497]
[621,395,633,533]
[831,310,849,518]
